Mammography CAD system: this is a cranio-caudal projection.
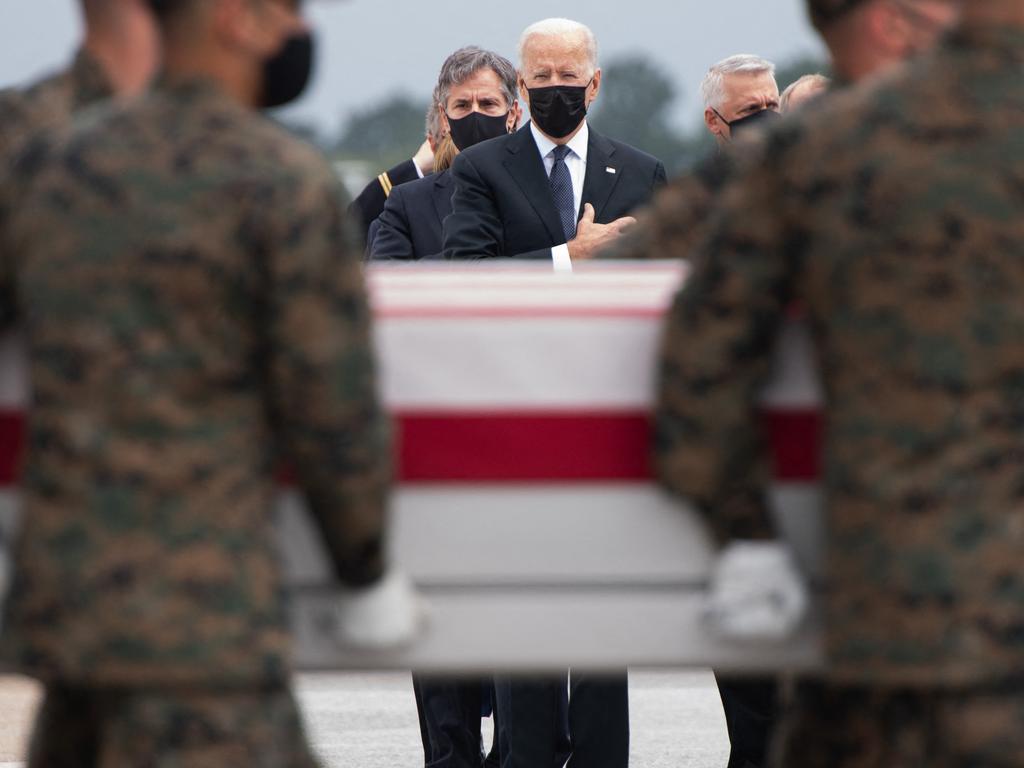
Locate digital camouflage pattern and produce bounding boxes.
[0,50,112,328]
[0,50,111,166]
[0,77,390,687]
[655,23,1024,687]
[806,0,871,27]
[771,679,1024,767]
[28,683,320,767]
[598,148,744,264]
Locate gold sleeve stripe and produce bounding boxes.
[378,172,394,198]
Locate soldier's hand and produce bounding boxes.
[335,570,427,650]
[413,140,435,177]
[703,541,808,641]
[567,204,637,262]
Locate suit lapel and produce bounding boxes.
[432,169,454,223]
[580,129,622,222]
[503,125,564,244]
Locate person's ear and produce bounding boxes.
[870,1,910,56]
[508,101,523,132]
[212,0,269,55]
[704,107,721,137]
[587,68,602,107]
[518,74,530,104]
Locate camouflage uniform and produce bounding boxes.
[653,22,1024,767]
[599,143,747,263]
[0,76,390,765]
[0,50,112,164]
[0,49,112,339]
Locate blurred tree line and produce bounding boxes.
[292,53,828,178]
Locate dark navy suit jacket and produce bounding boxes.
[442,123,667,261]
[369,169,453,260]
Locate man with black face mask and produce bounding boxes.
[700,54,781,148]
[0,0,422,764]
[371,47,522,262]
[373,46,526,768]
[442,18,667,270]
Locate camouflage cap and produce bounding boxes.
[807,0,871,26]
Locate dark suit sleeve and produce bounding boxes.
[443,152,554,262]
[348,158,419,244]
[370,186,416,261]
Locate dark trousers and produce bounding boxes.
[496,671,628,768]
[27,683,319,767]
[414,673,501,768]
[716,675,780,768]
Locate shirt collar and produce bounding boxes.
[531,119,590,164]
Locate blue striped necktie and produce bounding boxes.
[548,145,577,242]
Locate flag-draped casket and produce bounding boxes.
[0,262,822,671]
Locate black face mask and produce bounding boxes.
[527,82,591,140]
[261,32,315,109]
[446,111,512,151]
[713,106,781,138]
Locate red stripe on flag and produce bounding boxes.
[396,410,820,483]
[398,412,653,483]
[0,408,821,487]
[761,409,821,482]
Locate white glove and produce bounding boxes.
[703,541,809,641]
[335,570,426,650]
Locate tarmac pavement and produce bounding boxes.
[0,670,730,767]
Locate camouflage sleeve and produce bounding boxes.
[0,123,35,331]
[598,151,737,262]
[652,140,799,546]
[0,93,23,329]
[262,167,391,587]
[0,172,13,329]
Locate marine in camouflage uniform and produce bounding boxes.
[653,3,1024,765]
[0,19,390,768]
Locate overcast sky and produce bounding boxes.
[1,0,826,136]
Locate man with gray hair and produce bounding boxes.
[700,54,781,146]
[442,17,666,270]
[371,46,521,261]
[442,19,665,766]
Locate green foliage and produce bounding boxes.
[334,94,429,171]
[589,56,694,175]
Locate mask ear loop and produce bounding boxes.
[710,107,733,127]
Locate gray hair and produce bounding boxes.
[425,99,444,143]
[435,46,518,113]
[518,18,599,74]
[700,54,777,110]
[780,73,831,113]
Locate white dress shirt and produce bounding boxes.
[531,120,590,273]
